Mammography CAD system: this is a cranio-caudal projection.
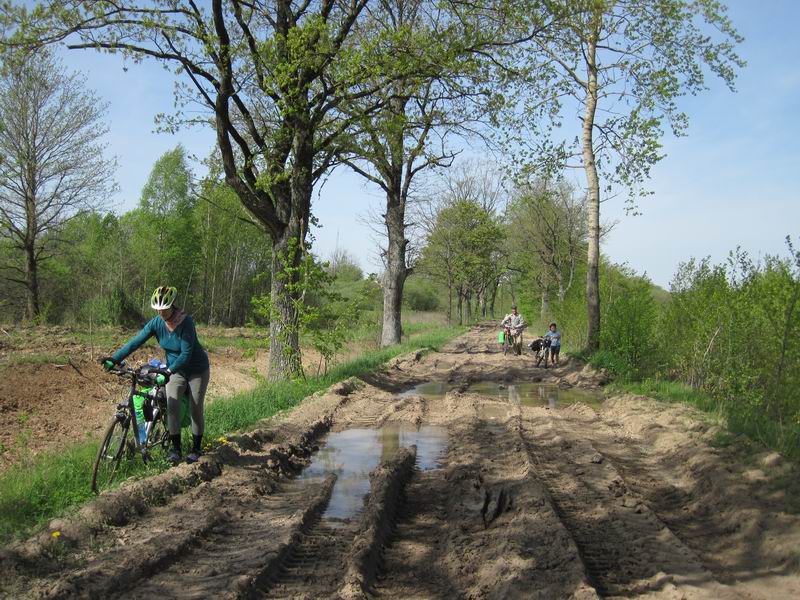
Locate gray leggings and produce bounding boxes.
[165,368,210,436]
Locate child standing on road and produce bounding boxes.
[545,322,561,366]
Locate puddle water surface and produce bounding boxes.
[468,381,603,409]
[403,380,603,409]
[298,423,446,523]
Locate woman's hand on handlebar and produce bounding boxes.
[99,356,119,370]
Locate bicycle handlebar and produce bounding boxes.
[105,362,170,385]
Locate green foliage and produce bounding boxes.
[600,271,659,377]
[420,198,503,324]
[251,240,368,377]
[652,244,800,453]
[1,149,273,328]
[587,350,631,379]
[403,277,440,312]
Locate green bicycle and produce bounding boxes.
[91,361,171,493]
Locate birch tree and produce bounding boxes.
[532,0,744,350]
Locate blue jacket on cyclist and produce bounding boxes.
[112,313,209,375]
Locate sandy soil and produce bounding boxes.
[2,324,799,599]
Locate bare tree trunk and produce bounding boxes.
[24,242,39,320]
[209,241,219,325]
[227,244,241,325]
[489,281,498,319]
[381,192,408,347]
[267,123,312,381]
[465,289,473,323]
[457,289,463,326]
[541,288,550,317]
[447,275,453,325]
[582,36,601,352]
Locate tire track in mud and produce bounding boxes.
[570,403,795,596]
[376,401,599,600]
[255,447,417,599]
[38,443,338,599]
[118,475,337,600]
[519,408,742,598]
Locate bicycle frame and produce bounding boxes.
[110,366,167,457]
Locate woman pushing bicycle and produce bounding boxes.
[101,286,210,465]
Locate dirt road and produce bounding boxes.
[3,324,799,599]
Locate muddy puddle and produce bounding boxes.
[297,423,446,523]
[404,380,603,410]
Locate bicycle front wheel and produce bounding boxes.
[91,416,129,493]
[147,416,170,453]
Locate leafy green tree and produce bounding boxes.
[528,0,744,351]
[2,0,415,379]
[133,145,199,305]
[420,199,502,324]
[506,177,586,317]
[338,0,516,346]
[193,174,273,326]
[600,270,658,377]
[251,242,363,377]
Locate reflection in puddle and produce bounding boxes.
[400,380,451,398]
[469,381,602,409]
[478,404,509,421]
[403,380,602,409]
[298,423,446,522]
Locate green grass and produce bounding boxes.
[6,353,73,366]
[608,379,720,412]
[0,324,464,544]
[609,378,800,462]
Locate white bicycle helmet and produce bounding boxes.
[150,286,177,310]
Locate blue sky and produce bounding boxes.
[55,0,799,288]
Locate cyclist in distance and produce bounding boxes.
[101,286,210,465]
[501,304,525,353]
[544,322,562,366]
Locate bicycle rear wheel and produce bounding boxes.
[91,416,129,493]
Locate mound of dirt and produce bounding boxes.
[0,359,125,468]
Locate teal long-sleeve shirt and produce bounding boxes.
[112,315,209,375]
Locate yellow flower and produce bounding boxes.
[51,531,61,538]
[217,437,228,444]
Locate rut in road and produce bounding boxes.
[255,446,418,599]
[259,518,357,598]
[518,408,742,599]
[375,404,599,600]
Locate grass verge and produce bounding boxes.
[608,377,800,462]
[606,379,720,413]
[0,324,464,544]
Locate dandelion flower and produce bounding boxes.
[51,531,61,538]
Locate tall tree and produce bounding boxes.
[136,145,199,300]
[506,177,586,315]
[0,50,116,320]
[340,0,541,345]
[2,0,409,379]
[531,0,743,350]
[421,198,501,324]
